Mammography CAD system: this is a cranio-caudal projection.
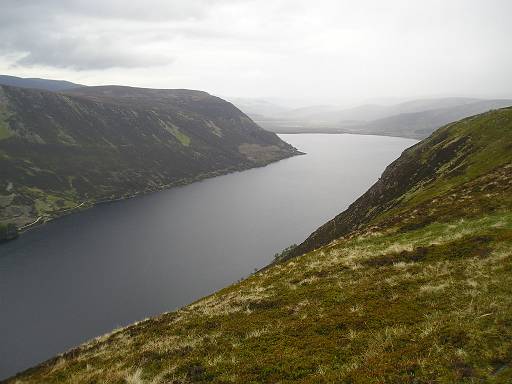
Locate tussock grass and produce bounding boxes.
[9,210,512,383]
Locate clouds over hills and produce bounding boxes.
[1,0,511,102]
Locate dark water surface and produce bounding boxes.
[0,134,416,379]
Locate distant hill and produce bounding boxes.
[242,97,512,139]
[0,74,83,92]
[344,99,512,139]
[0,84,299,234]
[268,99,478,124]
[8,108,512,383]
[226,97,291,118]
[237,97,483,124]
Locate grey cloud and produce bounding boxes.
[1,0,221,22]
[0,25,174,70]
[1,0,511,102]
[13,37,174,71]
[0,0,236,69]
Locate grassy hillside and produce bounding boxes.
[5,108,512,383]
[290,106,512,258]
[0,85,299,231]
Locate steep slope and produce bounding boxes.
[6,108,512,383]
[0,75,82,92]
[0,85,299,231]
[290,106,512,257]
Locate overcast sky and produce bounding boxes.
[1,0,511,106]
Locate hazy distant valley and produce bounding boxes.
[8,72,509,243]
[231,96,512,139]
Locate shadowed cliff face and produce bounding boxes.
[0,85,299,229]
[289,107,512,258]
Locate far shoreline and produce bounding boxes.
[3,149,305,244]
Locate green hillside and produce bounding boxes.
[6,108,512,383]
[0,85,299,232]
[290,106,512,258]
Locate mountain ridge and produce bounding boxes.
[0,75,83,92]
